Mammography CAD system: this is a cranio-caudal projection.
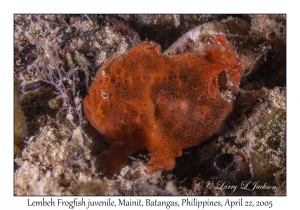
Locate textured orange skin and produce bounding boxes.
[84,35,242,173]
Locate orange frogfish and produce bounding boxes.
[84,34,243,173]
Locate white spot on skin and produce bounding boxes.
[193,106,211,121]
[179,100,189,112]
[101,70,106,76]
[169,100,189,114]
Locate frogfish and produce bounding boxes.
[83,34,243,173]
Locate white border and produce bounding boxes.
[3,1,295,209]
